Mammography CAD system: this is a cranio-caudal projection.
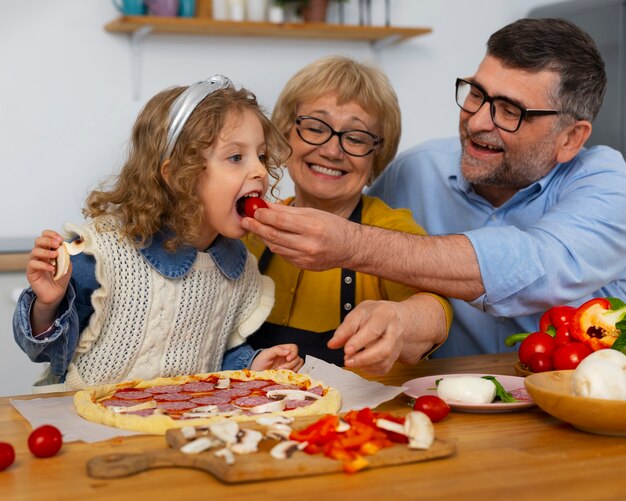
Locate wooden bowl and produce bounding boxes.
[513,361,533,377]
[525,370,626,436]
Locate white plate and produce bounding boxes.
[403,374,535,413]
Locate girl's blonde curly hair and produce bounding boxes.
[84,85,290,251]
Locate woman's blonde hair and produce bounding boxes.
[85,85,289,250]
[272,56,401,180]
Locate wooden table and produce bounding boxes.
[2,352,625,500]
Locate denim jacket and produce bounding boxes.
[13,231,260,382]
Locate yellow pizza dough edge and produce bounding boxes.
[74,369,341,434]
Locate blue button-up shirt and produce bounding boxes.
[13,232,259,380]
[368,137,626,357]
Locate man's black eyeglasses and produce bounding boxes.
[295,116,383,157]
[455,78,562,132]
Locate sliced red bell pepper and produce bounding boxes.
[570,298,626,351]
[290,414,338,446]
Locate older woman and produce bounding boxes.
[245,56,451,374]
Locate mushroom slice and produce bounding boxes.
[108,400,157,414]
[336,418,351,433]
[266,389,321,401]
[376,418,406,436]
[188,405,219,414]
[404,411,435,450]
[52,244,70,281]
[209,420,240,445]
[180,426,197,440]
[265,423,293,440]
[214,447,235,465]
[180,436,217,455]
[248,399,286,414]
[255,415,294,426]
[66,237,85,255]
[52,238,85,281]
[270,440,304,460]
[215,377,231,389]
[230,429,263,455]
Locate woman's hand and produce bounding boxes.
[328,295,447,375]
[251,343,304,372]
[26,230,71,334]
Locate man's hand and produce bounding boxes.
[242,203,358,271]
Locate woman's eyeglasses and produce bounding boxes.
[295,116,383,157]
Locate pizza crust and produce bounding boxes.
[74,369,341,434]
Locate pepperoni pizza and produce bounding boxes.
[74,369,341,434]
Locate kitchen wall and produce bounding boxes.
[0,0,563,395]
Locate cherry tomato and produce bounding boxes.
[243,197,268,218]
[28,425,63,458]
[518,332,557,366]
[0,442,15,471]
[528,352,554,373]
[412,395,451,423]
[553,342,593,370]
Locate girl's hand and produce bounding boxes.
[250,344,304,372]
[26,230,71,334]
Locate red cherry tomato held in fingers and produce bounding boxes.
[28,425,63,458]
[553,342,593,370]
[413,395,451,423]
[518,332,558,366]
[243,197,268,218]
[528,352,554,373]
[0,442,15,471]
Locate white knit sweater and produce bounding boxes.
[62,218,274,390]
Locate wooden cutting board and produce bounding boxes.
[87,418,455,483]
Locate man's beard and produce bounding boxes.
[460,125,558,189]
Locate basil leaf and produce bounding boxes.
[481,376,519,403]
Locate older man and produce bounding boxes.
[243,18,626,359]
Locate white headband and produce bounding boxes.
[161,74,234,162]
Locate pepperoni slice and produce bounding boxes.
[190,394,232,406]
[307,385,324,396]
[215,387,252,398]
[284,399,315,410]
[181,381,215,393]
[510,388,533,401]
[153,392,193,402]
[233,395,274,408]
[230,380,271,389]
[262,384,301,392]
[145,385,183,394]
[157,401,198,411]
[113,389,153,400]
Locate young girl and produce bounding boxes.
[13,75,301,391]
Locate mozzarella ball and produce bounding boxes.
[436,376,496,404]
[573,350,626,400]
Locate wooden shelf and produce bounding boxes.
[105,16,432,45]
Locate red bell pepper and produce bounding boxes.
[570,298,626,351]
[505,305,577,347]
[539,305,577,335]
